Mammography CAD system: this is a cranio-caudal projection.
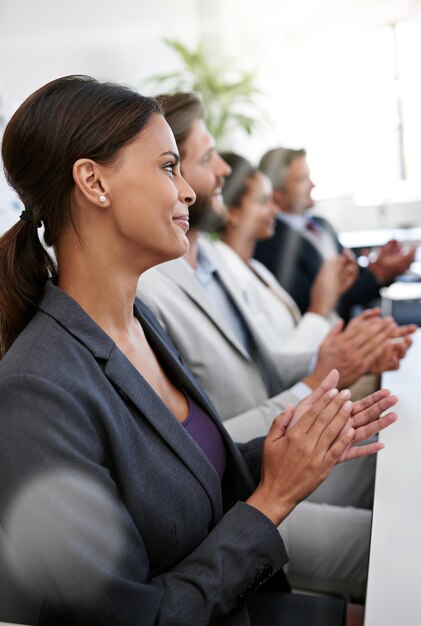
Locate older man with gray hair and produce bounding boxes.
[256,146,416,318]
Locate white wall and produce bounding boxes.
[0,0,202,117]
[203,0,421,233]
[0,0,203,219]
[1,0,421,233]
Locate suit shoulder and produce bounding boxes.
[0,312,100,392]
[138,261,181,292]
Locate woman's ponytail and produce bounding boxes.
[0,218,56,357]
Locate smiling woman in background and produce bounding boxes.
[215,151,358,355]
[214,152,413,380]
[0,76,397,626]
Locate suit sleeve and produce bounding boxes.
[138,293,306,443]
[315,217,382,318]
[220,386,303,443]
[0,375,288,626]
[337,268,381,319]
[265,349,314,389]
[254,226,317,315]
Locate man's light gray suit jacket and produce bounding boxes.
[138,238,314,442]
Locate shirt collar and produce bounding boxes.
[277,211,308,231]
[194,240,218,287]
[179,238,218,286]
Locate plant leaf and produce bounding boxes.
[141,38,266,141]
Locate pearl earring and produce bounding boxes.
[98,194,107,204]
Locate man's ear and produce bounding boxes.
[72,159,110,207]
[273,188,286,212]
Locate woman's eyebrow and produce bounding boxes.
[200,147,214,161]
[160,151,180,163]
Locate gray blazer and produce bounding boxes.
[0,281,289,626]
[138,239,313,443]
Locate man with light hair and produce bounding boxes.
[137,93,402,606]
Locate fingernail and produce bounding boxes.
[339,389,351,400]
[347,427,355,437]
[343,401,352,412]
[328,388,338,398]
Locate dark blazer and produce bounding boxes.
[255,216,381,319]
[0,281,288,625]
[0,282,345,626]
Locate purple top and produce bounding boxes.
[182,395,227,480]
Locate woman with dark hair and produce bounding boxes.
[216,152,357,355]
[0,76,397,626]
[216,152,413,369]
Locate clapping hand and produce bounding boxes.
[287,369,398,461]
[366,323,417,374]
[246,370,357,526]
[369,239,417,283]
[305,309,398,389]
[308,252,358,317]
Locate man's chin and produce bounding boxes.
[188,194,227,232]
[198,209,227,233]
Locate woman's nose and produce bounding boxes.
[179,178,196,206]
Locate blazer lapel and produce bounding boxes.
[39,281,255,512]
[103,344,225,520]
[203,241,287,395]
[200,238,281,346]
[157,259,251,360]
[136,302,256,496]
[39,282,238,521]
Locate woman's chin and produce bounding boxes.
[255,228,274,242]
[166,237,190,262]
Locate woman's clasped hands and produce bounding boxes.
[247,369,398,527]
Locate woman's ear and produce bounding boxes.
[226,205,242,227]
[72,159,110,207]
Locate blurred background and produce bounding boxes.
[1,0,421,238]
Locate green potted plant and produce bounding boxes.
[143,38,263,146]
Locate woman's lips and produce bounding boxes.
[173,215,190,230]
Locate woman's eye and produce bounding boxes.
[163,163,176,176]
